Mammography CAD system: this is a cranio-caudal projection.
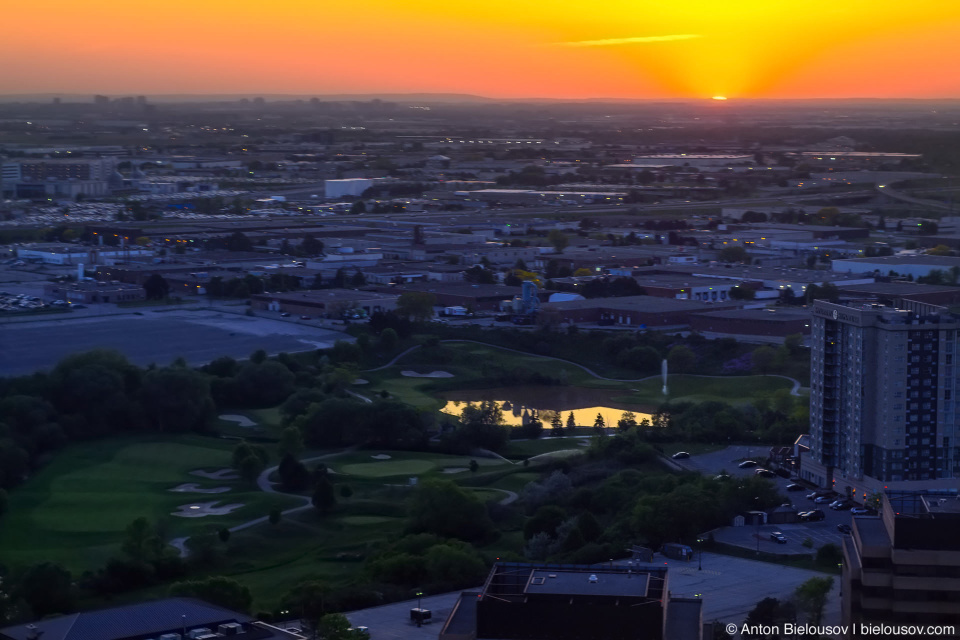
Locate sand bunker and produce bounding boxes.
[171,501,244,518]
[400,370,454,378]
[370,454,392,460]
[190,468,240,480]
[219,414,256,427]
[169,483,231,494]
[442,467,468,474]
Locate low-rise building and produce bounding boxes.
[251,289,398,318]
[439,562,704,640]
[538,295,741,327]
[43,280,146,304]
[689,308,812,337]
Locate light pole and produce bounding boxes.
[697,537,703,570]
[755,497,761,556]
[415,591,423,628]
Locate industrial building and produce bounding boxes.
[439,562,705,640]
[841,490,960,637]
[250,289,398,318]
[805,300,960,499]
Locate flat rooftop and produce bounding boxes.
[524,569,650,598]
[693,308,811,322]
[835,255,960,266]
[542,295,739,314]
[854,517,890,548]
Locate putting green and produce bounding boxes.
[338,515,397,525]
[338,460,435,477]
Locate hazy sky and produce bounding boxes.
[3,0,960,99]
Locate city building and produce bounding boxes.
[805,300,960,499]
[0,597,302,640]
[439,562,704,640]
[324,178,375,199]
[43,280,146,304]
[250,289,399,318]
[831,255,960,280]
[841,490,960,637]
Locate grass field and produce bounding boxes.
[612,374,794,406]
[0,435,301,573]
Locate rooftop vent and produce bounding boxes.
[588,574,598,583]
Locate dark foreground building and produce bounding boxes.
[842,490,960,637]
[439,562,703,640]
[0,598,301,640]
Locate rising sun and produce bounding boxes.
[711,96,728,101]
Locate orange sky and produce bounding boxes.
[3,0,960,99]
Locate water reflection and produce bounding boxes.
[440,386,654,428]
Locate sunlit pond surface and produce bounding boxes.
[440,386,655,427]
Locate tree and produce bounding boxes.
[794,576,833,625]
[282,580,327,631]
[0,488,7,518]
[225,231,253,252]
[667,345,696,373]
[170,576,252,613]
[218,528,231,544]
[396,291,437,322]
[567,412,576,430]
[139,367,214,432]
[379,327,399,351]
[143,273,170,300]
[751,346,778,375]
[547,229,569,254]
[593,413,606,434]
[469,459,479,473]
[743,597,796,638]
[269,507,282,525]
[278,426,305,458]
[718,245,748,263]
[278,453,311,492]
[617,411,638,431]
[238,455,265,484]
[121,517,164,564]
[317,613,365,640]
[927,244,952,256]
[312,475,337,514]
[350,200,367,215]
[339,484,353,498]
[407,479,495,542]
[550,412,563,435]
[14,562,74,617]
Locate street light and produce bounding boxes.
[697,537,703,570]
[415,591,423,628]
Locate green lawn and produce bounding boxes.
[0,435,301,573]
[327,450,510,479]
[613,374,794,406]
[505,437,594,458]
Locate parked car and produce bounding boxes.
[837,524,852,534]
[799,510,826,521]
[814,496,833,504]
[851,507,877,515]
[713,473,730,481]
[671,452,690,459]
[280,312,291,317]
[786,483,805,492]
[738,460,757,468]
[806,492,819,500]
[754,469,776,478]
[769,532,787,544]
[300,315,311,320]
[831,502,853,511]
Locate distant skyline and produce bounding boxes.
[3,1,960,100]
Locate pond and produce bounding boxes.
[440,385,655,428]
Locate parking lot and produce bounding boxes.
[0,309,353,375]
[339,552,841,639]
[676,445,852,552]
